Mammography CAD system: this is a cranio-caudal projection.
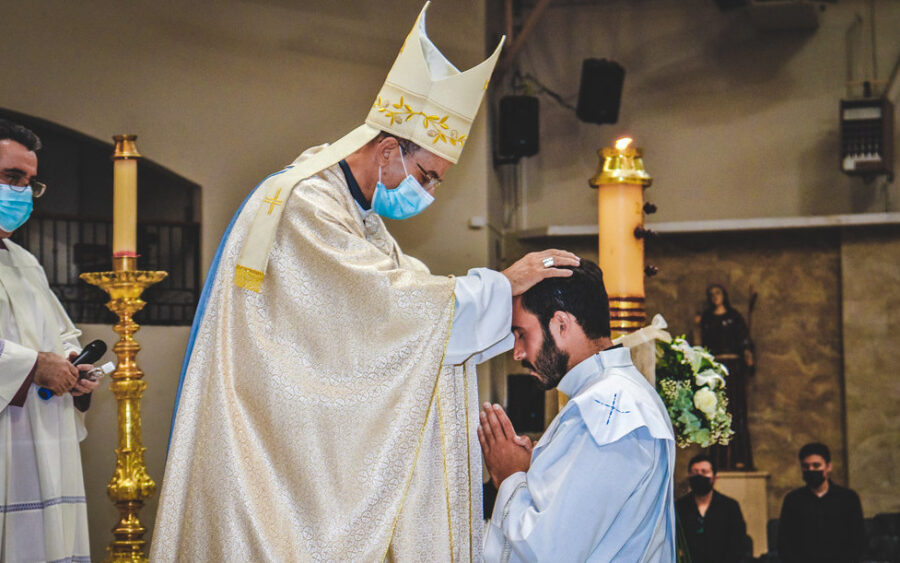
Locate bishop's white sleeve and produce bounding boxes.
[0,338,38,411]
[484,426,661,562]
[445,268,514,365]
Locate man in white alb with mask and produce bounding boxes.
[0,119,99,562]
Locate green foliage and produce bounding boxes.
[656,336,734,448]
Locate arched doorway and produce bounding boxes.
[2,108,201,325]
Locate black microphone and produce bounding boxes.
[38,339,107,400]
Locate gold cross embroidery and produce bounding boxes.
[264,188,284,215]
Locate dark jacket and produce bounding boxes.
[676,490,748,563]
[777,481,866,563]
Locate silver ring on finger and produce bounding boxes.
[542,256,555,268]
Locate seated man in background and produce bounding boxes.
[478,260,676,562]
[0,119,98,562]
[778,442,866,563]
[676,454,749,563]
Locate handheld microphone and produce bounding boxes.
[38,339,107,400]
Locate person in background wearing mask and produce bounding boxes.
[675,454,749,563]
[0,119,99,561]
[152,5,578,560]
[777,442,866,563]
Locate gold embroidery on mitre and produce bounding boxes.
[234,265,264,292]
[373,96,467,148]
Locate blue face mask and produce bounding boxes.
[371,149,434,220]
[0,184,33,232]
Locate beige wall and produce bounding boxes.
[492,0,900,232]
[3,0,490,273]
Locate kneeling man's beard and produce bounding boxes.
[522,325,570,390]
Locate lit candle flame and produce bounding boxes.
[615,137,633,151]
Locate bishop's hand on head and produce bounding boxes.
[502,250,581,296]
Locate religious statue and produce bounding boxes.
[694,283,755,470]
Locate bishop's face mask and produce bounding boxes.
[0,184,34,232]
[371,149,434,220]
[688,474,714,496]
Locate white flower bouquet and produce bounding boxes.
[656,337,734,448]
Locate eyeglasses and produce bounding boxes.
[415,163,443,191]
[1,173,46,198]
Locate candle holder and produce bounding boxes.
[112,135,140,260]
[81,255,166,562]
[590,137,653,337]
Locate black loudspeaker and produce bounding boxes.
[506,374,545,433]
[498,95,539,159]
[576,58,625,125]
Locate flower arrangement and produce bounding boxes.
[656,337,734,448]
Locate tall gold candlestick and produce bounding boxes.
[82,259,166,562]
[112,135,140,262]
[590,137,653,338]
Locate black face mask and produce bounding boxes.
[803,470,825,488]
[688,474,714,496]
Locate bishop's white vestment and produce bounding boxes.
[152,147,513,561]
[0,239,90,562]
[484,347,676,562]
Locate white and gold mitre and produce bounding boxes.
[366,2,505,164]
[233,2,504,292]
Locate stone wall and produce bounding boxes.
[841,227,900,516]
[645,230,845,519]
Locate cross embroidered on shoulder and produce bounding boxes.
[595,393,631,425]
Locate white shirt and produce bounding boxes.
[484,347,676,562]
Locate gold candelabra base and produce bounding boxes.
[81,258,166,563]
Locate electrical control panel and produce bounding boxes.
[840,98,894,177]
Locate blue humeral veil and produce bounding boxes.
[167,168,288,448]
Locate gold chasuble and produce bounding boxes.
[153,148,482,561]
[154,4,504,559]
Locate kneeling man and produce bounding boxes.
[479,260,676,561]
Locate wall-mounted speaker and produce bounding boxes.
[498,95,539,160]
[576,59,625,125]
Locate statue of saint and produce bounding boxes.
[694,284,755,470]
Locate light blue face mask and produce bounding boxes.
[0,184,33,232]
[371,149,434,220]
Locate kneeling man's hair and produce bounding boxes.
[521,259,610,339]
